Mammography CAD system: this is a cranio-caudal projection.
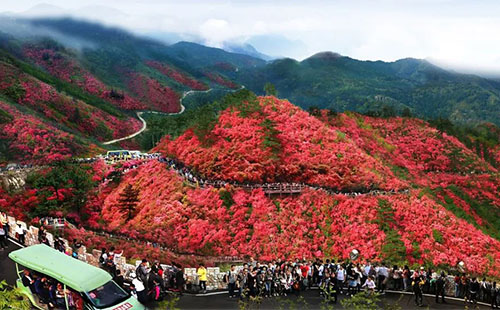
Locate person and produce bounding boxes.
[114,270,125,289]
[435,272,446,303]
[237,268,248,299]
[413,274,424,307]
[362,276,376,294]
[175,264,185,295]
[150,279,161,301]
[22,270,34,292]
[470,277,480,305]
[38,226,46,243]
[55,283,66,308]
[0,213,8,237]
[347,267,357,296]
[131,273,147,304]
[454,273,461,297]
[491,281,498,309]
[109,247,124,265]
[327,272,338,303]
[0,223,7,250]
[71,239,82,258]
[71,289,84,310]
[336,265,345,295]
[98,248,108,268]
[16,224,25,245]
[226,265,238,298]
[377,263,388,293]
[403,265,411,291]
[197,263,207,293]
[136,259,149,290]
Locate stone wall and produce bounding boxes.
[4,214,228,291]
[5,215,136,277]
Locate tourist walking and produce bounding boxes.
[226,265,238,298]
[16,223,25,245]
[435,272,446,303]
[0,223,7,250]
[197,263,207,293]
[491,281,498,309]
[413,274,424,307]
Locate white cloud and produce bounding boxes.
[2,0,500,73]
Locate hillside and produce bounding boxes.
[75,96,500,276]
[0,18,262,161]
[235,53,500,126]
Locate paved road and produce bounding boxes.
[172,289,489,310]
[102,111,149,145]
[1,242,488,309]
[0,238,22,285]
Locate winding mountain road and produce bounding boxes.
[102,111,148,145]
[102,86,244,145]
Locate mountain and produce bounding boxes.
[0,17,265,163]
[221,42,274,61]
[235,53,500,126]
[37,95,498,276]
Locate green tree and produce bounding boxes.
[116,184,140,221]
[264,82,278,97]
[30,161,95,217]
[0,280,31,310]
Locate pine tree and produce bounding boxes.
[264,82,277,97]
[117,184,140,221]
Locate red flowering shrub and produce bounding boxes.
[204,72,239,89]
[0,101,82,164]
[145,61,208,91]
[87,160,500,275]
[154,97,405,190]
[0,61,142,141]
[23,47,146,111]
[0,188,38,220]
[128,73,181,113]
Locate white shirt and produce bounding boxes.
[363,279,376,289]
[364,265,371,276]
[378,266,389,277]
[132,278,145,292]
[337,269,345,281]
[318,265,324,276]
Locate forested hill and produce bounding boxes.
[234,52,500,126]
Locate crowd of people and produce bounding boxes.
[4,212,500,309]
[157,156,409,196]
[97,248,185,306]
[0,163,33,173]
[21,269,85,309]
[218,258,500,308]
[2,153,408,197]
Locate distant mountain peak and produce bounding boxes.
[307,51,343,60]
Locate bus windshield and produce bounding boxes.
[85,280,130,308]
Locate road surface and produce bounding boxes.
[102,111,148,145]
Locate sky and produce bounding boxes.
[2,0,500,74]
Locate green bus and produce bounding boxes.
[9,244,145,310]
